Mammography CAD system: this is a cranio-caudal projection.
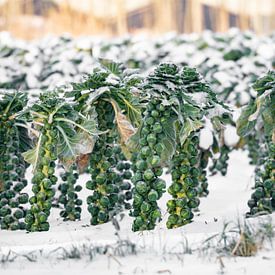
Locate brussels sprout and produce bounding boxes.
[10,199,19,208]
[133,194,143,206]
[185,177,194,188]
[139,138,147,146]
[148,190,159,201]
[154,143,165,154]
[125,191,132,201]
[180,165,189,174]
[136,181,148,194]
[98,211,108,223]
[167,199,176,211]
[263,179,273,190]
[13,182,24,192]
[189,157,197,166]
[141,146,151,157]
[154,167,163,177]
[133,216,144,229]
[188,198,200,208]
[121,182,131,190]
[167,214,178,225]
[151,110,160,118]
[116,162,125,171]
[186,188,197,199]
[180,208,192,219]
[147,134,157,145]
[40,222,50,231]
[209,145,231,176]
[145,117,155,125]
[95,174,106,184]
[86,180,96,190]
[150,209,161,221]
[75,185,82,192]
[253,187,265,200]
[141,202,151,212]
[143,169,155,181]
[38,212,47,223]
[171,183,182,193]
[123,171,132,180]
[100,196,110,208]
[151,155,161,167]
[153,179,166,191]
[167,133,201,229]
[136,160,148,171]
[152,123,162,134]
[0,207,11,216]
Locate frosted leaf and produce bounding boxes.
[106,74,119,85]
[207,105,229,119]
[81,90,90,95]
[189,92,208,106]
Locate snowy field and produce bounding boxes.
[0,29,274,275]
[1,150,274,275]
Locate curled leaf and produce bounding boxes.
[111,100,136,145]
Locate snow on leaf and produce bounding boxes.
[57,120,96,168]
[99,58,123,77]
[236,101,257,137]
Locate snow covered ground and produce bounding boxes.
[0,150,274,275]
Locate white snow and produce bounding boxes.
[0,151,274,275]
[224,125,240,147]
[0,30,275,275]
[199,127,213,150]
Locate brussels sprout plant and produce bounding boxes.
[237,71,275,216]
[129,64,230,231]
[23,91,99,231]
[64,61,141,225]
[0,91,31,230]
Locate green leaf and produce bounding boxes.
[18,123,32,153]
[179,118,203,145]
[211,135,220,154]
[56,112,99,168]
[160,117,177,163]
[161,137,176,164]
[236,101,257,137]
[22,135,42,171]
[99,58,124,76]
[262,102,275,136]
[248,96,264,122]
[125,125,141,158]
[83,87,110,111]
[181,103,201,117]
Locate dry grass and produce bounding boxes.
[200,217,274,258]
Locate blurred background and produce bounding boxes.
[0,0,274,39]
